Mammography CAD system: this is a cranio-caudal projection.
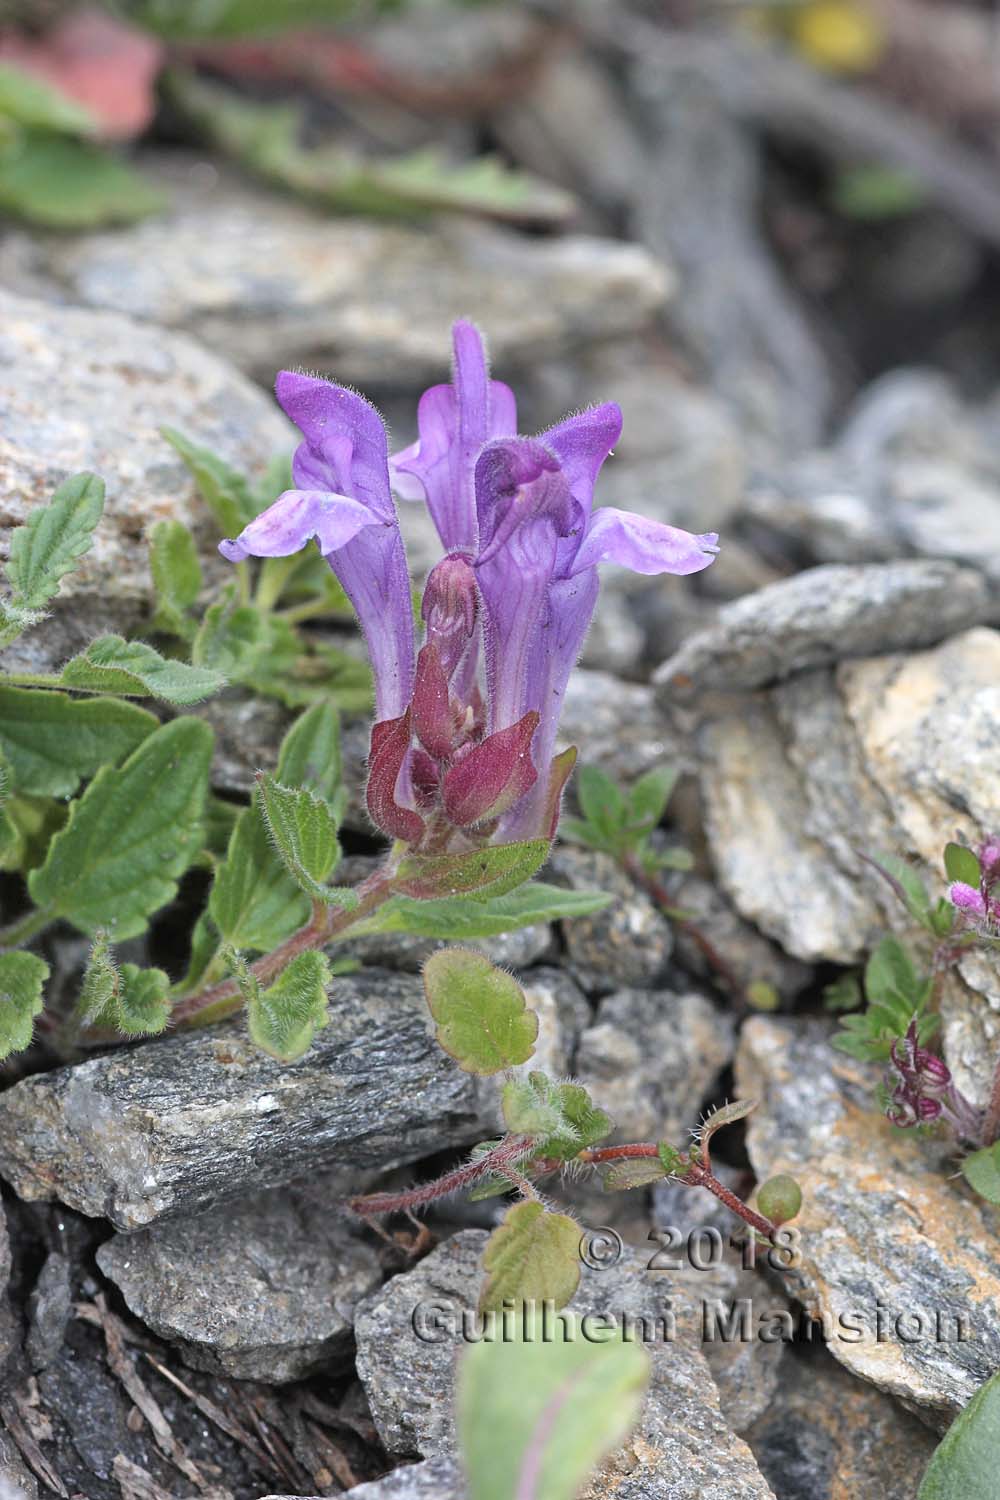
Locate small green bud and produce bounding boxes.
[747,980,780,1012]
[657,1142,685,1175]
[757,1174,803,1226]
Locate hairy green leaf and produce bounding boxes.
[209,791,309,951]
[161,426,259,536]
[0,951,48,1060]
[480,1202,581,1315]
[626,765,678,834]
[276,700,342,801]
[944,843,982,889]
[0,762,14,863]
[0,136,163,229]
[247,949,330,1062]
[257,773,355,908]
[117,964,171,1036]
[347,883,612,941]
[918,1368,1000,1498]
[0,597,43,650]
[502,1073,612,1161]
[149,518,202,638]
[960,1143,1000,1205]
[577,764,625,842]
[192,591,267,677]
[28,718,212,938]
[243,619,371,712]
[0,684,156,797]
[394,840,549,902]
[77,931,119,1026]
[60,635,225,704]
[423,948,538,1075]
[459,1303,648,1500]
[6,472,104,610]
[598,1158,669,1192]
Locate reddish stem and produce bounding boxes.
[347,1136,537,1218]
[580,1144,777,1237]
[984,1059,1000,1147]
[623,854,750,1007]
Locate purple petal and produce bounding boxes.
[541,403,623,512]
[950,882,987,916]
[276,370,395,521]
[218,489,376,562]
[571,509,720,577]
[389,320,517,551]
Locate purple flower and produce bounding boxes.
[390,319,516,553]
[219,373,414,721]
[950,881,988,918]
[219,320,720,852]
[885,1020,982,1139]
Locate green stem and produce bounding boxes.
[170,872,395,1029]
[275,601,339,628]
[0,906,53,948]
[254,556,299,613]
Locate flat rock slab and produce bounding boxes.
[0,969,493,1231]
[0,288,291,675]
[2,159,670,388]
[736,1016,1000,1428]
[654,560,991,700]
[97,1183,381,1382]
[697,627,1000,1101]
[354,1230,776,1498]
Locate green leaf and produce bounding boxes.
[347,883,612,942]
[209,791,309,951]
[0,762,15,863]
[276,700,342,801]
[423,947,538,1075]
[833,164,924,222]
[865,935,921,1009]
[174,907,219,994]
[0,135,163,229]
[945,843,982,889]
[393,840,549,902]
[148,518,202,638]
[133,0,359,40]
[626,766,678,834]
[918,1369,1000,1499]
[117,964,171,1037]
[823,973,862,1013]
[243,619,372,712]
[257,773,355,908]
[866,851,932,927]
[28,717,213,939]
[60,635,225,704]
[247,949,330,1062]
[0,597,43,650]
[961,1144,1000,1205]
[191,591,267,678]
[0,951,48,1061]
[0,685,156,797]
[577,765,625,844]
[161,426,259,537]
[0,794,66,874]
[502,1073,613,1161]
[698,1097,757,1149]
[77,930,119,1026]
[0,63,96,134]
[480,1202,581,1315]
[458,1304,648,1500]
[598,1157,669,1192]
[6,472,104,611]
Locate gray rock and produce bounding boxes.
[3,159,670,389]
[558,669,694,781]
[654,561,991,700]
[0,288,291,675]
[548,848,674,995]
[25,1252,72,1373]
[354,1230,776,1497]
[736,1017,1000,1427]
[264,1458,463,1500]
[746,1343,938,1500]
[518,967,592,1078]
[0,1427,38,1500]
[577,987,733,1142]
[0,968,494,1231]
[668,875,812,1002]
[697,627,1000,977]
[97,1183,381,1381]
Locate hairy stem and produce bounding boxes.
[347,1136,537,1218]
[170,872,394,1028]
[580,1144,777,1237]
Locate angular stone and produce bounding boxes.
[354,1230,776,1497]
[3,159,670,389]
[668,875,812,1003]
[736,1017,1000,1427]
[548,848,674,995]
[577,987,733,1141]
[97,1183,381,1382]
[746,1344,938,1500]
[654,561,991,700]
[265,1458,463,1500]
[0,969,493,1231]
[0,288,291,675]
